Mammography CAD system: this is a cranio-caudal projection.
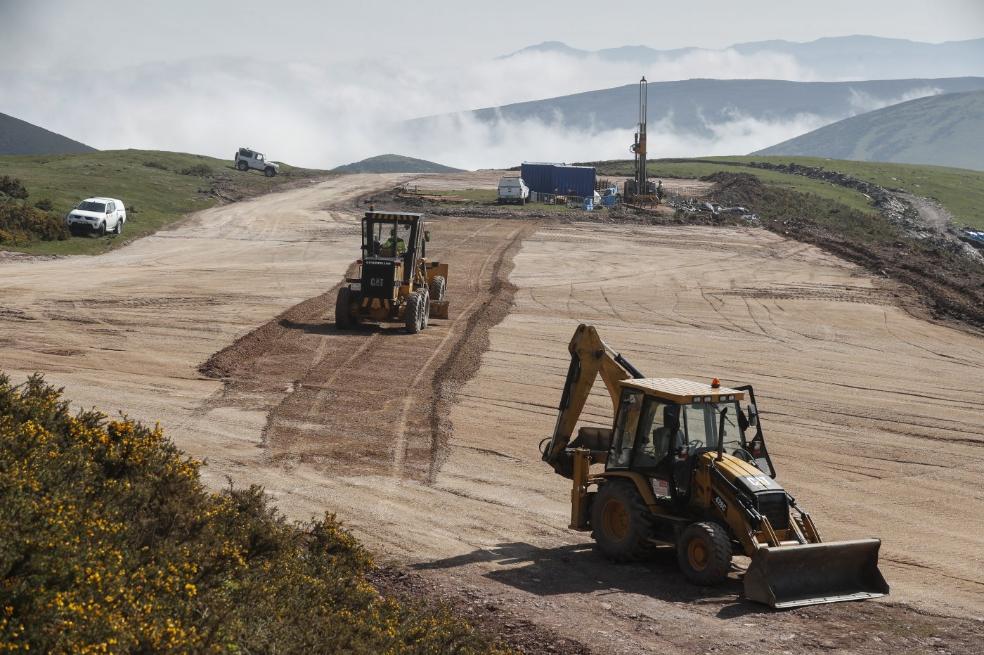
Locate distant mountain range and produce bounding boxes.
[332,153,463,174]
[408,77,984,138]
[502,36,984,80]
[0,112,96,155]
[755,90,984,171]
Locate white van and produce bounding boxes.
[66,197,127,236]
[497,176,530,205]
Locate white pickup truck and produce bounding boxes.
[65,197,127,236]
[497,176,530,205]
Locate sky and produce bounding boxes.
[3,0,983,70]
[1,1,983,168]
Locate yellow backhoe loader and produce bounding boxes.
[540,324,888,608]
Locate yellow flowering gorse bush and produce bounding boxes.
[0,374,508,654]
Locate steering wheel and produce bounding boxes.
[731,448,755,462]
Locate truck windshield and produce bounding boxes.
[77,201,106,212]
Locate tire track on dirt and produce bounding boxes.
[198,217,534,483]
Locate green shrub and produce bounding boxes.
[143,161,168,170]
[33,198,53,211]
[0,374,507,654]
[0,176,29,200]
[179,164,213,178]
[0,202,69,243]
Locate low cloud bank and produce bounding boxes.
[0,49,919,169]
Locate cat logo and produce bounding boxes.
[713,495,727,514]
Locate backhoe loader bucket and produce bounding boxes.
[743,539,888,609]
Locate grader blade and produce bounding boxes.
[743,539,888,608]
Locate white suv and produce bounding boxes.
[235,147,279,177]
[66,197,127,236]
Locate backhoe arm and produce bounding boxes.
[541,324,644,477]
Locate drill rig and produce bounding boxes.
[540,324,889,608]
[623,76,658,204]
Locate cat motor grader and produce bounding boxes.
[540,324,889,608]
[335,211,448,333]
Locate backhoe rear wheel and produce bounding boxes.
[590,479,656,562]
[677,521,732,585]
[335,287,354,330]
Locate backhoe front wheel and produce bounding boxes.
[677,521,732,585]
[590,480,656,562]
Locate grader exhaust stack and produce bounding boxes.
[744,539,889,608]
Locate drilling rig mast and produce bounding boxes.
[624,76,657,204]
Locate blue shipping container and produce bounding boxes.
[520,162,597,198]
[520,163,559,195]
[551,165,596,198]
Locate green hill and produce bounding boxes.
[0,112,96,155]
[755,91,984,171]
[590,155,984,230]
[0,149,327,255]
[332,153,464,174]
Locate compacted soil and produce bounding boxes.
[2,172,982,654]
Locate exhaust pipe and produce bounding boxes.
[743,538,889,608]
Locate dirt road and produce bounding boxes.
[2,172,983,653]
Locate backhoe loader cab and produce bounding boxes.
[335,212,449,334]
[540,324,888,608]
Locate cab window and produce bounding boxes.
[608,390,642,469]
[681,401,745,454]
[632,399,680,468]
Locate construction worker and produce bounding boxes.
[656,179,664,200]
[381,228,406,256]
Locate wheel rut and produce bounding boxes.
[198,217,533,483]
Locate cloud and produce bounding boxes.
[393,110,830,169]
[847,86,943,114]
[0,50,826,169]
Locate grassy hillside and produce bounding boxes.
[755,91,984,171]
[0,112,95,155]
[0,150,328,255]
[591,156,984,229]
[0,373,505,653]
[333,153,464,174]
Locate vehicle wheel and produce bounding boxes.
[335,287,354,330]
[264,167,276,177]
[677,521,732,586]
[404,292,423,334]
[429,275,446,302]
[590,479,656,562]
[98,222,106,237]
[237,160,248,171]
[114,219,123,235]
